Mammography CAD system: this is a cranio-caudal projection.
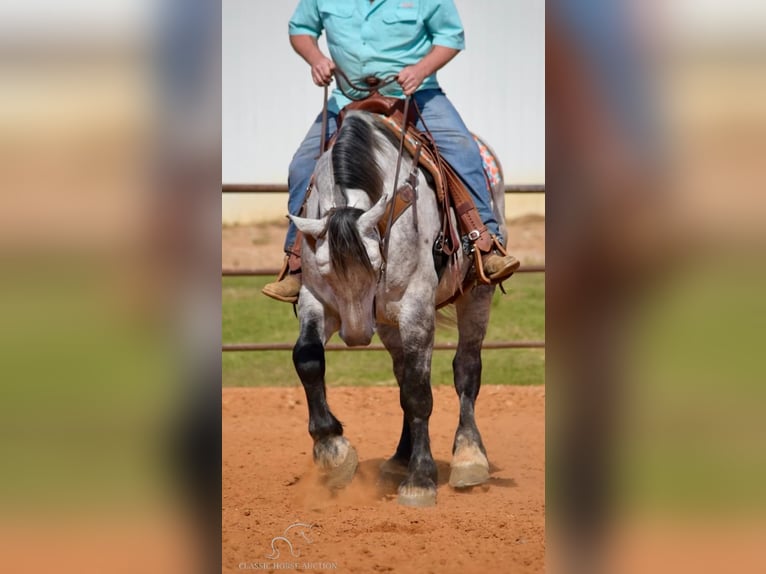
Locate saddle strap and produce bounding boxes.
[375,115,493,254]
[408,100,496,256]
[377,141,422,237]
[375,115,459,255]
[377,184,414,237]
[445,164,493,253]
[285,178,316,273]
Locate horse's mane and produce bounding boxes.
[331,113,384,204]
[321,113,388,280]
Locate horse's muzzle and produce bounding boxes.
[340,326,374,347]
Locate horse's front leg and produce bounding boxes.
[377,325,412,480]
[293,295,357,489]
[387,301,438,507]
[449,284,494,488]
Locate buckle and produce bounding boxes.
[468,229,481,241]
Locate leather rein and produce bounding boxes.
[317,67,400,158]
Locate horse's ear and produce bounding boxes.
[288,214,328,239]
[357,194,388,236]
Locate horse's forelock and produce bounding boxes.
[326,207,374,280]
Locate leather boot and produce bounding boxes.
[261,274,302,303]
[481,252,520,283]
[262,237,303,303]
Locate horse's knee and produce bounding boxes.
[453,351,482,376]
[453,351,482,393]
[292,331,325,385]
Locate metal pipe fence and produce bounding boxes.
[223,183,544,194]
[223,341,545,352]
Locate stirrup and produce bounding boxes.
[278,250,302,280]
[473,235,515,286]
[473,247,491,285]
[274,256,290,282]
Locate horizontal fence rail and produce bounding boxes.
[223,341,545,352]
[222,184,544,353]
[223,265,544,277]
[223,183,545,194]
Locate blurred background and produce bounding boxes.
[546,1,766,573]
[1,0,766,572]
[0,1,219,573]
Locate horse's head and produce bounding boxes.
[290,194,387,346]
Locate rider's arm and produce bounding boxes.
[290,35,335,87]
[398,45,459,96]
[288,0,333,87]
[398,0,465,95]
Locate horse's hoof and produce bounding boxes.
[397,481,437,507]
[449,463,490,488]
[450,442,490,488]
[313,436,358,490]
[379,456,409,481]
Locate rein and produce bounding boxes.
[333,67,400,101]
[317,67,399,158]
[381,94,410,270]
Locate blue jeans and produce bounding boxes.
[284,89,499,251]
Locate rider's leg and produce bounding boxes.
[412,89,519,282]
[262,111,338,303]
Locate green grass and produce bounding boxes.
[614,264,766,514]
[222,273,544,387]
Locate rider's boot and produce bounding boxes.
[480,249,520,283]
[455,198,520,284]
[261,234,303,303]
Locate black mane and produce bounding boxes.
[331,115,384,204]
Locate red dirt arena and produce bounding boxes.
[223,384,544,573]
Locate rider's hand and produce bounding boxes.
[397,64,427,96]
[310,56,336,87]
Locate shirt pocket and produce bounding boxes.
[317,1,354,19]
[382,8,422,39]
[382,8,420,24]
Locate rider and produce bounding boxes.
[263,0,520,303]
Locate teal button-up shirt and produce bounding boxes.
[289,0,465,112]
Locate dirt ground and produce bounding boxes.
[222,385,545,573]
[222,215,545,270]
[222,213,545,572]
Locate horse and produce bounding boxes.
[288,110,506,507]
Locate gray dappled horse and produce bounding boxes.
[289,110,505,507]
